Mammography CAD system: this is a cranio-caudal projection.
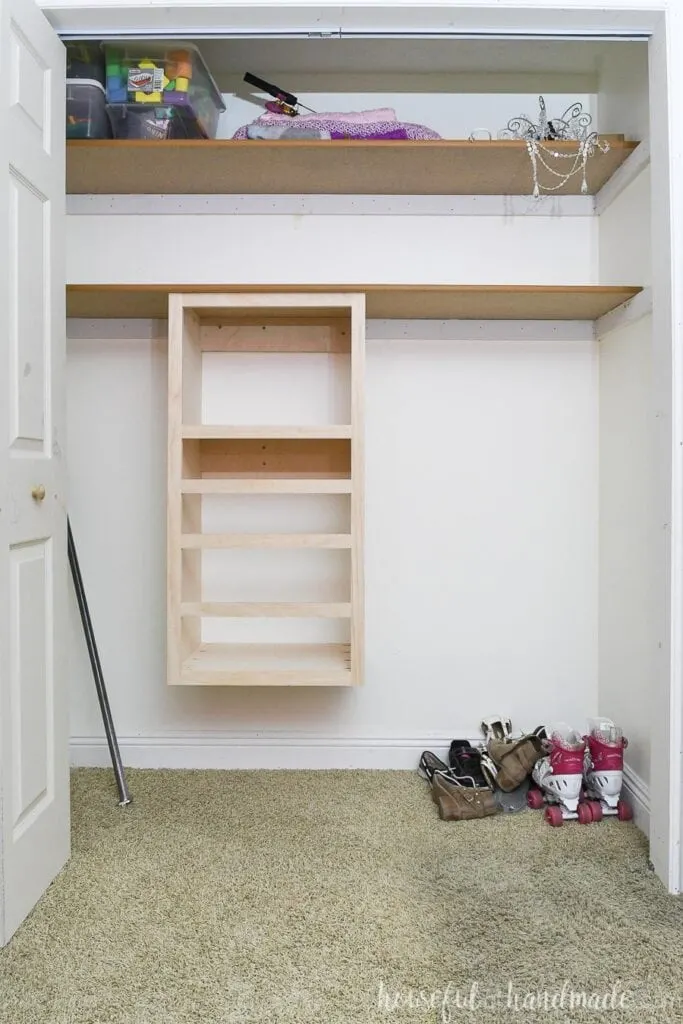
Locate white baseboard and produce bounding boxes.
[622,763,650,836]
[69,733,454,771]
[70,735,651,835]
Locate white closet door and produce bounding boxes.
[0,0,68,945]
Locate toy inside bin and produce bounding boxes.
[67,80,111,139]
[104,42,225,139]
[107,105,205,140]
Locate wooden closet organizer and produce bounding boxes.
[167,292,365,686]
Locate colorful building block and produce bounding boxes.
[166,51,193,80]
[106,76,126,103]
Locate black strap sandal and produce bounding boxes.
[418,750,450,781]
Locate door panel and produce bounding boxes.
[0,0,67,946]
[9,170,50,447]
[10,540,52,839]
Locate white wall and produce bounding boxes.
[67,317,598,766]
[598,165,653,812]
[599,169,651,287]
[597,42,650,142]
[219,90,594,140]
[67,213,598,287]
[598,315,654,787]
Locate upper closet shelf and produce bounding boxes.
[66,138,638,197]
[66,284,641,321]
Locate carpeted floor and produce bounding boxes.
[1,769,682,1024]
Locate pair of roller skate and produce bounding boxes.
[528,718,633,827]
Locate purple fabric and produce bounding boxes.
[233,116,440,141]
[329,127,410,140]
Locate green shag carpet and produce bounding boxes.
[1,769,682,1024]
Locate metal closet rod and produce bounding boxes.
[68,518,132,808]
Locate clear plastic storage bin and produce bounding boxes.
[104,42,225,139]
[66,80,111,139]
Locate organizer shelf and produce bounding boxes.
[66,137,639,196]
[67,283,642,321]
[167,292,365,686]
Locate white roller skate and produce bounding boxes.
[582,718,633,823]
[527,724,590,826]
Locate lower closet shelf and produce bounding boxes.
[178,642,353,686]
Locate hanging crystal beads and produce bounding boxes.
[497,96,610,197]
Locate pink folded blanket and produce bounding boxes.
[233,108,441,141]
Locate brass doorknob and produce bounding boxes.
[31,485,46,502]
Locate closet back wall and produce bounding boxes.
[67,315,598,768]
[67,214,597,287]
[67,155,600,764]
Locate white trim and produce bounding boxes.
[66,317,597,343]
[69,733,457,770]
[69,733,650,837]
[622,764,651,836]
[646,8,683,896]
[665,7,683,898]
[42,5,664,40]
[65,194,595,218]
[594,286,652,339]
[594,139,651,216]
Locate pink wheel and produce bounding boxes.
[577,803,593,825]
[617,799,633,822]
[545,805,563,827]
[527,788,544,810]
[589,800,603,822]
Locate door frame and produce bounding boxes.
[39,0,683,891]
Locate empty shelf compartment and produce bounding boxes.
[183,437,351,480]
[178,642,353,686]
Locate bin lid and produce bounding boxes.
[66,78,106,95]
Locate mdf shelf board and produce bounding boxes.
[66,138,638,197]
[180,479,353,494]
[179,293,361,315]
[67,284,643,322]
[177,643,354,687]
[182,425,353,439]
[180,602,352,618]
[180,533,353,549]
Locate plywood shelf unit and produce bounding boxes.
[66,137,638,196]
[168,291,365,687]
[67,284,642,322]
